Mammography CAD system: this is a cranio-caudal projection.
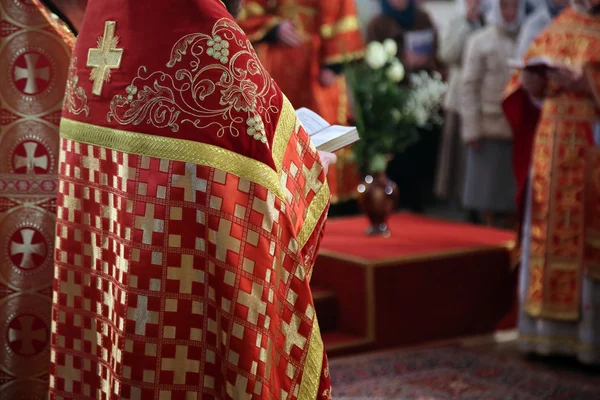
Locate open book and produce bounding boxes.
[296,108,359,153]
[405,30,435,55]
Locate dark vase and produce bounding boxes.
[357,171,399,237]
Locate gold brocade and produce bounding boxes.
[59,118,285,200]
[320,16,360,39]
[237,2,266,20]
[323,49,366,66]
[297,183,330,249]
[298,322,324,400]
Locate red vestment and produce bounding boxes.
[48,1,332,398]
[237,0,365,203]
[0,2,74,398]
[502,7,600,320]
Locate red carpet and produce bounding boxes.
[329,345,600,399]
[319,213,514,262]
[312,213,518,354]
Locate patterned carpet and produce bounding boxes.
[329,345,600,399]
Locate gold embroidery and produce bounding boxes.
[107,19,278,146]
[87,21,124,96]
[237,1,266,20]
[323,49,365,66]
[59,118,285,200]
[320,16,360,39]
[298,321,324,400]
[297,183,330,250]
[64,57,90,117]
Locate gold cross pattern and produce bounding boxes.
[87,21,124,96]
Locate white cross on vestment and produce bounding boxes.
[13,141,48,172]
[10,228,45,269]
[13,53,50,94]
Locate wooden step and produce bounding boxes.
[311,287,338,333]
[321,330,373,357]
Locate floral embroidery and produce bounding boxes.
[107,19,278,146]
[322,389,332,400]
[64,57,90,117]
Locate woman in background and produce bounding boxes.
[460,0,524,227]
[367,0,440,212]
[434,0,485,220]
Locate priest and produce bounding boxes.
[237,0,364,203]
[502,0,600,364]
[48,0,336,398]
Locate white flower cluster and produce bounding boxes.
[365,39,405,83]
[405,71,448,128]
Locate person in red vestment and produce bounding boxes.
[502,0,600,363]
[236,0,365,203]
[48,0,337,398]
[0,2,74,398]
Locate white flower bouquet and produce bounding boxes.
[345,39,447,173]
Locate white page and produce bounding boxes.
[310,125,356,148]
[295,108,330,135]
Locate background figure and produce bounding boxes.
[514,0,568,59]
[237,0,364,204]
[367,0,440,213]
[434,0,485,218]
[503,0,600,364]
[460,0,523,228]
[0,1,74,398]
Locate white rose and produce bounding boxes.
[365,41,387,70]
[382,38,398,59]
[386,60,405,83]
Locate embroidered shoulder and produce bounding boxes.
[107,19,279,146]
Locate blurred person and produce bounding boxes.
[367,0,438,73]
[47,0,339,398]
[502,0,600,364]
[0,1,75,398]
[434,0,486,219]
[460,0,525,227]
[367,0,440,213]
[237,0,365,204]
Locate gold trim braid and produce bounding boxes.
[298,321,324,400]
[59,118,285,200]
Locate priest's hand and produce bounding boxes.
[318,151,337,175]
[319,68,338,87]
[521,69,546,101]
[277,20,303,47]
[548,66,589,94]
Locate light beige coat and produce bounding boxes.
[460,25,516,143]
[438,14,481,113]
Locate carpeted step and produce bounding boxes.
[311,286,339,333]
[321,330,372,358]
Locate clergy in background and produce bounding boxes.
[503,0,600,364]
[48,0,337,398]
[237,0,365,204]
